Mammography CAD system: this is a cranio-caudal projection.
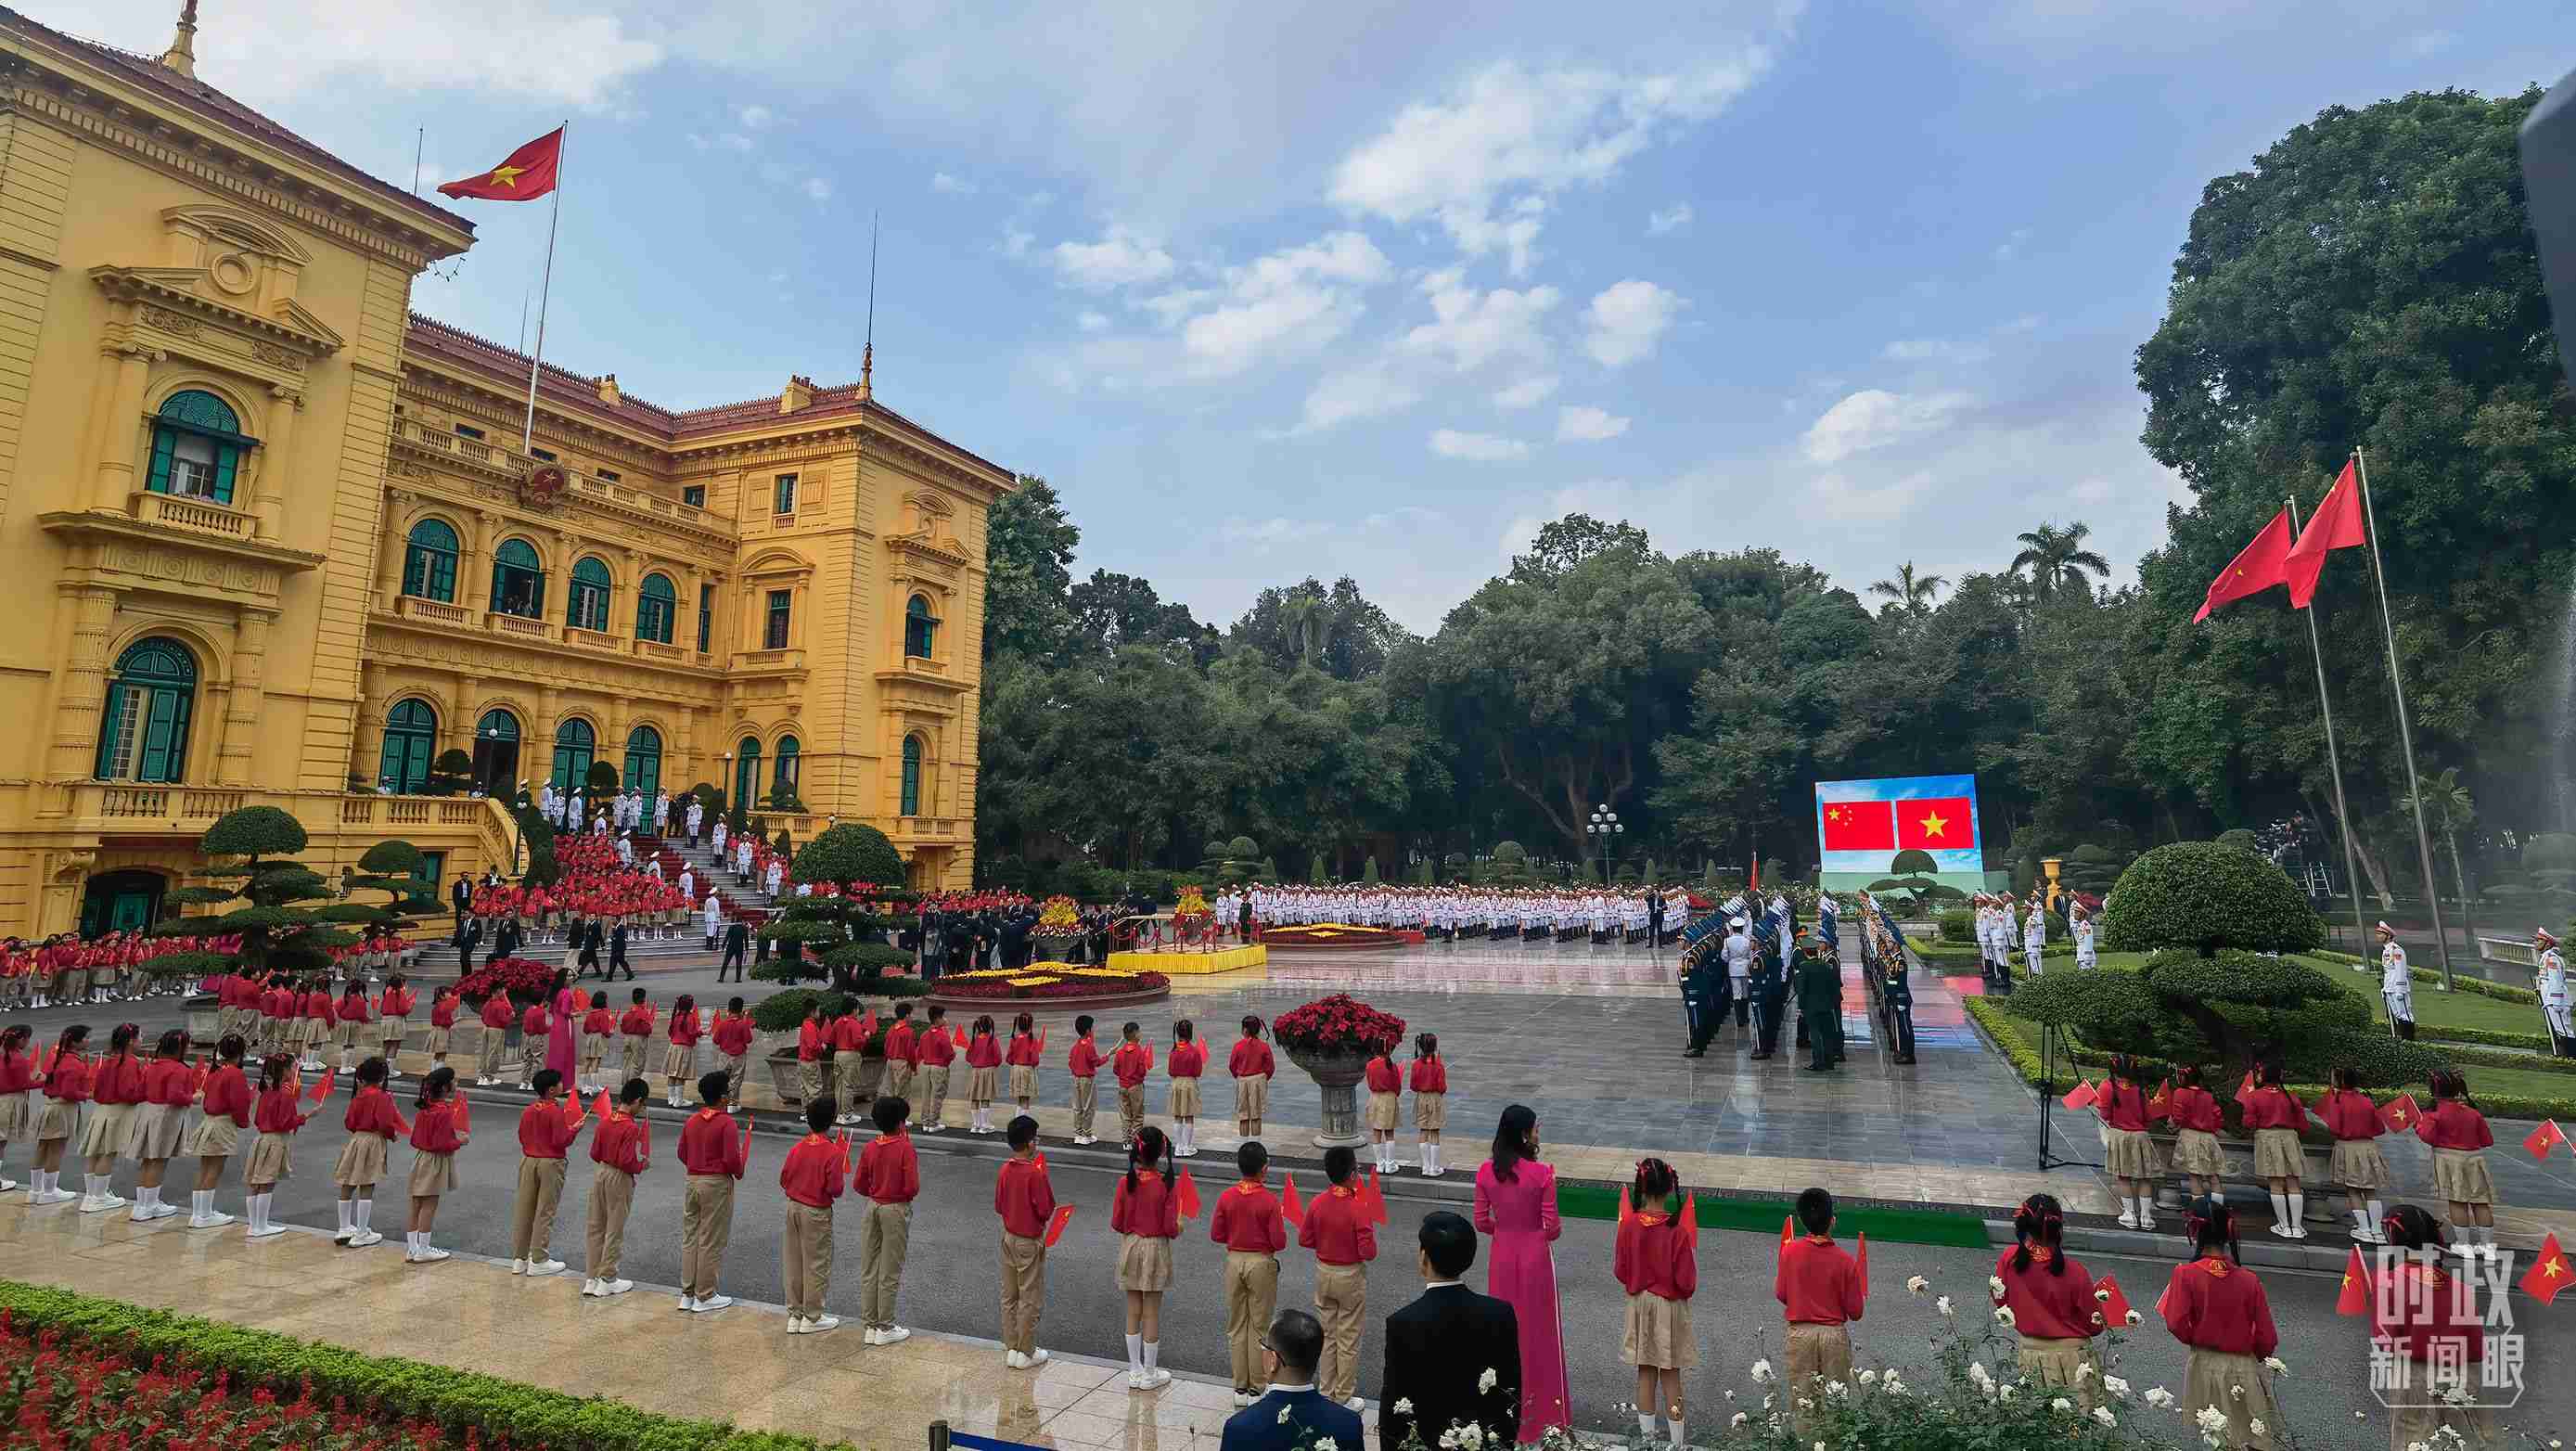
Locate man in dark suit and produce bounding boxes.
[1379,1212,1519,1451]
[609,920,631,981]
[719,919,750,982]
[999,911,1032,970]
[449,875,474,938]
[1220,1309,1364,1451]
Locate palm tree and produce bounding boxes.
[2008,520,2111,604]
[2398,766,2477,989]
[1278,595,1333,667]
[1867,562,1947,621]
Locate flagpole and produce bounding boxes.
[2288,493,2375,956]
[520,121,567,454]
[2353,446,2455,989]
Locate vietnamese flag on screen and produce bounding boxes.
[1820,801,1895,853]
[1895,798,1975,852]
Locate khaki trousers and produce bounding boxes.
[1118,1085,1145,1141]
[620,1036,647,1081]
[477,1028,506,1080]
[510,1156,566,1262]
[681,1175,736,1299]
[519,1037,543,1084]
[1314,1261,1368,1404]
[860,1199,912,1329]
[1224,1251,1281,1393]
[722,1053,749,1102]
[999,1231,1046,1355]
[585,1164,635,1280]
[1071,1077,1097,1137]
[887,1062,916,1107]
[782,1201,835,1318]
[1786,1323,1852,1438]
[922,1065,951,1127]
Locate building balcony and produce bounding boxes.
[634,638,690,663]
[392,595,472,626]
[565,625,623,653]
[875,654,968,697]
[486,610,556,643]
[57,783,508,851]
[890,815,963,842]
[129,489,256,541]
[734,647,806,677]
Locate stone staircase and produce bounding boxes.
[404,831,787,978]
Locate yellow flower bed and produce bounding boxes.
[1006,976,1060,988]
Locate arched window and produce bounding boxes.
[402,519,460,602]
[472,708,519,796]
[95,637,198,782]
[900,735,923,816]
[622,725,663,797]
[734,736,762,813]
[567,556,613,634]
[771,736,801,803]
[145,390,250,504]
[551,718,596,790]
[635,573,677,644]
[491,538,545,618]
[904,594,938,659]
[378,699,438,792]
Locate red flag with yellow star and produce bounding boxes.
[1895,797,1975,852]
[2335,1246,2372,1316]
[2521,1232,2571,1305]
[438,128,562,201]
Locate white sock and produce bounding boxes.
[2288,1192,2304,1229]
[2269,1191,2289,1226]
[1637,1413,1656,1437]
[1144,1341,1160,1370]
[250,1194,267,1233]
[2135,1194,2155,1223]
[336,1200,352,1234]
[2366,1200,2386,1235]
[1669,1419,1684,1449]
[85,1175,104,1200]
[355,1198,374,1231]
[2352,1207,2371,1233]
[1125,1332,1143,1372]
[192,1190,209,1217]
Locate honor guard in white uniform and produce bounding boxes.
[2072,905,2097,971]
[2377,920,2416,1040]
[2537,927,2571,1058]
[2022,899,2046,979]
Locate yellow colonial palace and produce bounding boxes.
[0,7,1007,937]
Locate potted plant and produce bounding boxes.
[1272,993,1406,1149]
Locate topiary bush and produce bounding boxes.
[2099,841,2324,956]
[791,823,905,889]
[2214,828,2261,855]
[2012,950,2450,1085]
[584,761,620,797]
[1937,908,1975,944]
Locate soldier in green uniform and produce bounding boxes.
[1796,932,1843,1072]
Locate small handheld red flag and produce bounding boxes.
[1043,1202,1076,1248]
[953,1026,968,1049]
[2193,507,2295,623]
[1854,1231,1869,1302]
[2094,1273,2135,1328]
[304,1068,336,1106]
[2234,1071,2256,1108]
[2524,1120,2566,1162]
[1681,1192,1698,1250]
[562,1092,585,1128]
[1619,1185,1634,1226]
[594,1088,614,1124]
[1780,1214,1795,1251]
[2379,1093,2421,1135]
[2147,1080,2172,1117]
[453,1086,471,1130]
[2521,1232,2572,1306]
[2335,1246,2373,1316]
[739,1111,752,1162]
[2060,1080,2097,1111]
[191,1054,211,1096]
[1280,1174,1304,1228]
[1176,1168,1201,1221]
[1364,1169,1389,1226]
[436,128,564,203]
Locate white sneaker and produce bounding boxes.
[247,1224,287,1239]
[697,1294,733,1313]
[334,1226,355,1245]
[349,1229,382,1248]
[2116,1211,2137,1229]
[511,1258,529,1276]
[0,1177,15,1193]
[527,1258,565,1277]
[878,1325,907,1345]
[1134,1368,1171,1391]
[1006,1351,1030,1369]
[582,1279,606,1297]
[1025,1348,1049,1368]
[787,1316,810,1335]
[806,1315,840,1335]
[29,1188,72,1206]
[1232,1391,1259,1407]
[602,1278,633,1296]
[677,1296,698,1313]
[1343,1396,1364,1413]
[189,1213,236,1230]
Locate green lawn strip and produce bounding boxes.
[1556,1181,1989,1247]
[0,1280,827,1451]
[2313,958,2554,1043]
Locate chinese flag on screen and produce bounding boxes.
[1819,801,1895,853]
[1895,798,1975,852]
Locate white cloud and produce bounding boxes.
[1582,280,1683,367]
[1404,270,1559,372]
[1647,202,1694,236]
[1223,506,1442,551]
[1175,231,1390,377]
[736,103,775,129]
[1493,375,1559,410]
[1992,226,2031,262]
[1328,54,1773,273]
[1801,389,1972,465]
[1050,225,1177,291]
[1430,429,1529,462]
[1881,338,1993,366]
[1557,405,1630,443]
[1000,225,1035,259]
[932,171,976,195]
[802,176,832,202]
[1075,310,1111,332]
[164,1,664,110]
[1295,362,1422,434]
[718,133,756,153]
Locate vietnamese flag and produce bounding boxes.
[2193,507,2295,623]
[1780,1213,1795,1249]
[2335,1246,2374,1316]
[2235,1071,2257,1109]
[1895,798,1974,852]
[594,1087,615,1124]
[2095,1273,2135,1328]
[303,1068,336,1107]
[1854,1231,1870,1303]
[1280,1174,1304,1228]
[2524,1120,2566,1162]
[1819,801,1895,854]
[2284,460,2365,609]
[1176,1169,1201,1221]
[436,128,563,202]
[1043,1203,1076,1248]
[2379,1093,2421,1135]
[2520,1233,2572,1306]
[454,1086,471,1130]
[1680,1192,1698,1250]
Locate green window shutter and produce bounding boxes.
[211,443,237,504]
[404,546,427,598]
[378,731,408,790]
[137,686,189,783]
[95,684,128,777]
[144,429,176,494]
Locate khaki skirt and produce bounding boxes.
[35,1097,80,1142]
[1620,1291,1698,1370]
[0,1089,31,1140]
[126,1102,186,1161]
[1235,1074,1268,1119]
[333,1132,389,1188]
[582,1034,609,1067]
[2105,1126,2162,1179]
[244,1131,293,1184]
[1117,1232,1174,1291]
[2171,1128,2227,1176]
[1366,1091,1402,1133]
[2327,1138,2391,1189]
[426,1025,452,1055]
[2184,1348,2281,1450]
[78,1100,137,1158]
[2015,1336,2099,1404]
[336,1020,366,1050]
[2432,1148,2496,1205]
[2251,1127,2305,1179]
[182,1113,241,1159]
[380,1017,409,1045]
[664,1042,696,1078]
[408,1148,458,1197]
[968,1066,1000,1102]
[1415,1091,1447,1131]
[1170,1077,1201,1118]
[1009,1065,1036,1099]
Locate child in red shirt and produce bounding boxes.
[243,1053,309,1239]
[473,992,513,1085]
[511,1067,579,1278]
[1006,1011,1046,1117]
[333,1055,407,1246]
[2161,1197,2282,1447]
[1616,1158,1697,1448]
[994,1113,1056,1368]
[580,995,616,1094]
[1166,1020,1206,1157]
[618,989,657,1087]
[675,1069,746,1311]
[1364,1043,1403,1175]
[2164,1065,2225,1202]
[779,1096,847,1335]
[856,1094,920,1343]
[2317,1066,2392,1243]
[1111,1021,1155,1144]
[1229,1014,1273,1141]
[427,989,459,1073]
[663,994,704,1108]
[1992,1193,2101,1402]
[712,996,756,1103]
[1113,1124,1183,1389]
[2094,1055,2167,1232]
[583,1078,651,1297]
[965,1016,1004,1136]
[1410,1033,1449,1177]
[378,975,416,1078]
[882,1001,919,1110]
[0,1023,37,1195]
[517,998,551,1090]
[2373,1205,2497,1445]
[2418,1069,2498,1252]
[1774,1187,1864,1440]
[916,1005,955,1132]
[1210,1138,1287,1403]
[2241,1062,2313,1239]
[183,1032,253,1228]
[1301,1144,1379,1410]
[1066,1014,1105,1145]
[404,1065,468,1264]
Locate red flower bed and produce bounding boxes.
[933,970,1169,1000]
[451,957,557,1008]
[1273,993,1405,1057]
[2,1319,469,1450]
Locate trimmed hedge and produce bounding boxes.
[2100,841,2324,954]
[0,1280,827,1450]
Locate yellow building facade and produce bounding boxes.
[0,8,1006,938]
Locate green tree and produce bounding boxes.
[1508,513,1653,584]
[2006,521,2110,605]
[136,808,376,983]
[983,475,1083,663]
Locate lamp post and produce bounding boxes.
[1587,806,1624,887]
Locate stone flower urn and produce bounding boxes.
[1283,1047,1373,1149]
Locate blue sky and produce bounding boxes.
[58,1,2561,631]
